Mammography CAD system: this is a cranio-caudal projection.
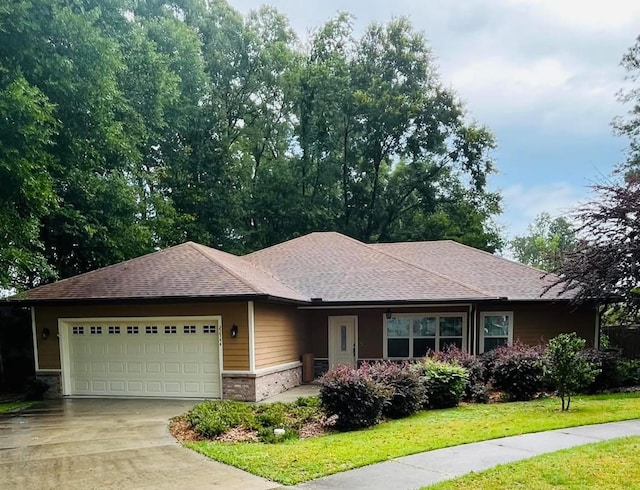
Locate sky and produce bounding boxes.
[228,0,640,240]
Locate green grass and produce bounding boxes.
[184,393,640,485]
[425,436,640,489]
[0,401,33,413]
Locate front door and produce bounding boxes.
[328,316,357,369]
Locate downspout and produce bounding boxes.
[469,303,477,355]
[595,303,603,350]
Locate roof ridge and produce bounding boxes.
[369,241,497,298]
[187,243,265,295]
[189,242,309,300]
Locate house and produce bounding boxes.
[11,232,598,401]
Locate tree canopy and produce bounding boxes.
[0,0,502,291]
[510,212,576,272]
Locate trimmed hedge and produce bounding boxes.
[419,359,469,409]
[429,345,488,403]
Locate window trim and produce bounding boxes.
[383,312,467,359]
[479,311,514,353]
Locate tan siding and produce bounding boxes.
[34,301,249,371]
[253,302,306,369]
[478,302,597,350]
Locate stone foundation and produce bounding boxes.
[35,372,62,399]
[222,362,302,402]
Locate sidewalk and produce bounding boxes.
[292,419,640,490]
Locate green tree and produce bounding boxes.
[292,15,502,251]
[0,1,505,290]
[615,34,640,172]
[510,212,576,271]
[0,71,58,289]
[545,333,598,411]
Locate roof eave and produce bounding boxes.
[4,293,310,307]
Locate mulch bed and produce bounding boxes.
[169,415,337,444]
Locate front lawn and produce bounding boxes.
[0,401,33,414]
[184,392,640,485]
[425,436,640,489]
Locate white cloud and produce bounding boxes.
[504,0,640,32]
[499,182,590,237]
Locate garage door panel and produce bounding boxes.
[108,362,125,373]
[146,362,162,374]
[109,380,125,392]
[165,362,180,374]
[127,362,143,373]
[66,318,221,398]
[164,343,180,355]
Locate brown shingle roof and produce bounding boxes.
[370,240,570,300]
[20,242,308,302]
[17,232,570,304]
[244,232,493,302]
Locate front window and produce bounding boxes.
[385,313,466,358]
[480,312,513,352]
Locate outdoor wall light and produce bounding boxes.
[385,309,393,320]
[230,324,238,338]
[42,328,50,340]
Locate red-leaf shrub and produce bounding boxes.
[486,342,547,401]
[319,364,390,430]
[368,361,425,418]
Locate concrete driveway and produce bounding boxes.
[0,399,278,490]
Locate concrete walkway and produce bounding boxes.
[294,419,640,490]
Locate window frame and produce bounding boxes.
[479,311,514,353]
[383,312,467,359]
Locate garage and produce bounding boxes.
[59,316,222,398]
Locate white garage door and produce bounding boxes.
[61,317,221,398]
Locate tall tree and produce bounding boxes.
[0,70,57,290]
[1,1,505,291]
[293,16,502,250]
[510,212,576,271]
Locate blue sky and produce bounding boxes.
[229,0,639,239]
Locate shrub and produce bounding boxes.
[581,349,624,392]
[545,333,599,411]
[319,364,390,430]
[254,403,287,428]
[368,361,425,418]
[419,359,468,409]
[186,400,256,438]
[619,359,640,387]
[490,342,547,401]
[429,345,488,402]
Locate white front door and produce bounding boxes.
[328,316,357,369]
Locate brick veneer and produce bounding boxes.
[222,362,302,402]
[36,372,62,399]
